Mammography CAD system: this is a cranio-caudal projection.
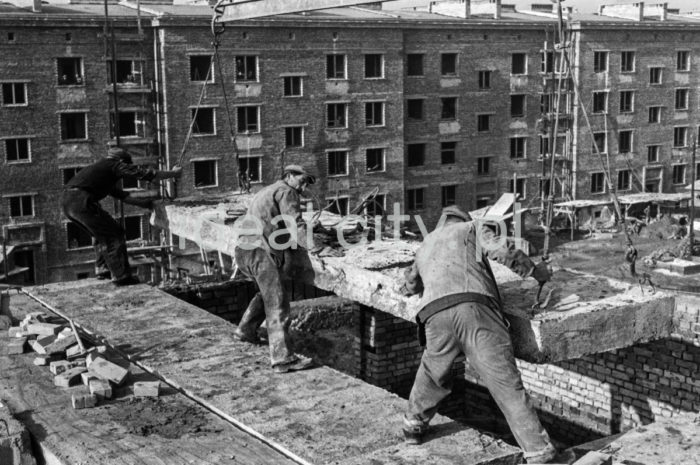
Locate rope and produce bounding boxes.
[177,59,213,167]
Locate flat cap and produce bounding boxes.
[283,164,316,185]
[441,205,471,222]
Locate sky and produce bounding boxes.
[383,0,700,14]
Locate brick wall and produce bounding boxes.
[355,297,700,445]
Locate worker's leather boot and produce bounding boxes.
[272,355,314,373]
[402,415,428,445]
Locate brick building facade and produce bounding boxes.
[2,1,700,284]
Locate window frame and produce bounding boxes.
[441,184,457,207]
[239,156,262,184]
[284,126,304,148]
[327,150,349,177]
[192,106,218,135]
[511,94,526,118]
[1,82,27,106]
[189,55,214,83]
[647,145,660,163]
[326,102,348,129]
[440,53,458,76]
[677,50,690,72]
[592,91,608,114]
[235,55,258,82]
[674,126,688,148]
[675,88,689,111]
[592,131,607,154]
[618,130,633,154]
[619,90,634,113]
[477,156,490,176]
[57,57,85,86]
[59,111,88,141]
[508,177,527,200]
[406,188,425,211]
[593,51,609,73]
[66,221,93,250]
[366,147,385,173]
[672,164,687,185]
[511,53,527,75]
[478,70,491,89]
[648,106,661,124]
[617,169,631,191]
[620,51,636,73]
[326,54,347,80]
[192,159,219,188]
[441,97,457,120]
[365,101,385,127]
[649,66,663,85]
[4,137,31,163]
[477,114,491,132]
[510,136,526,159]
[590,172,606,194]
[406,98,424,120]
[406,53,424,77]
[364,53,384,79]
[283,75,303,97]
[440,141,456,165]
[7,194,34,218]
[123,215,144,242]
[406,143,426,168]
[235,105,259,134]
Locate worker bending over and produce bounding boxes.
[234,165,316,373]
[401,205,559,464]
[63,147,181,286]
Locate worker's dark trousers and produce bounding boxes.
[234,247,294,367]
[62,189,131,281]
[407,302,554,458]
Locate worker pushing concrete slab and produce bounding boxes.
[151,194,676,363]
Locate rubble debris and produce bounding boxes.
[7,327,25,338]
[25,322,62,337]
[30,335,56,354]
[88,378,113,400]
[33,354,62,366]
[5,337,27,355]
[71,390,98,410]
[133,381,160,397]
[80,371,99,386]
[88,356,129,385]
[0,402,37,465]
[572,451,612,465]
[42,334,77,355]
[0,314,11,330]
[49,360,72,375]
[54,366,88,388]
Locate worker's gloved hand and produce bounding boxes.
[531,261,552,284]
[171,165,183,178]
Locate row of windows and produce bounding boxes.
[591,88,694,114]
[190,53,385,84]
[590,126,700,154]
[592,50,691,74]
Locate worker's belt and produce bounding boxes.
[415,292,502,347]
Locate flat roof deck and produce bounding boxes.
[14,280,521,465]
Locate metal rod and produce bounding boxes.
[690,138,697,256]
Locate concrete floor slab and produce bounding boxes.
[19,280,521,465]
[152,196,676,363]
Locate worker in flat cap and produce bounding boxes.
[63,146,182,286]
[233,164,317,373]
[400,205,559,463]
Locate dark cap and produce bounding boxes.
[107,147,132,164]
[441,205,471,222]
[283,164,316,185]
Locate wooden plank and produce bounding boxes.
[23,280,521,465]
[0,342,298,465]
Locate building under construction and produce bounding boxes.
[1,1,700,464]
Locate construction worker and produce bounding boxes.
[233,164,316,373]
[400,205,559,464]
[63,147,182,286]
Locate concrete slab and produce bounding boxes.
[152,196,676,363]
[570,413,700,465]
[21,280,521,465]
[654,258,700,275]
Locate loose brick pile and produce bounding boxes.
[5,312,162,409]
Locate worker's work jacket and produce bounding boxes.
[66,157,156,201]
[237,180,310,258]
[404,220,535,333]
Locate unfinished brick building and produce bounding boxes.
[2,0,700,285]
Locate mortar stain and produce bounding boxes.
[96,398,222,439]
